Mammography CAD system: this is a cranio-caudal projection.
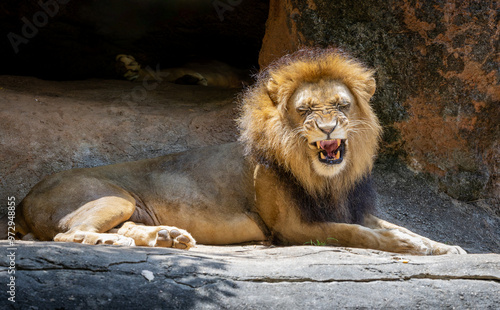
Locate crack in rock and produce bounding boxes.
[13,256,149,272]
[233,274,500,284]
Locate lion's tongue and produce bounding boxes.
[320,140,340,157]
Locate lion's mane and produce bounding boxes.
[238,47,382,223]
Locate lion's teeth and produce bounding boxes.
[320,152,326,160]
[335,151,340,160]
[336,139,341,146]
[316,141,321,149]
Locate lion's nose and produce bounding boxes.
[316,120,337,135]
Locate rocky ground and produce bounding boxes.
[1,76,499,309]
[372,159,500,254]
[0,242,499,309]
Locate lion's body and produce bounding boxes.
[12,48,466,254]
[18,143,266,246]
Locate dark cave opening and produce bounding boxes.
[1,0,269,80]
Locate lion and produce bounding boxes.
[8,48,465,255]
[115,54,247,88]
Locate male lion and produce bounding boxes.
[10,48,465,254]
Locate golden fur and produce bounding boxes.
[6,48,466,255]
[239,48,380,196]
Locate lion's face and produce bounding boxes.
[238,49,381,194]
[287,80,356,177]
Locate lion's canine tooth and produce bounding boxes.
[320,152,326,160]
[316,141,321,149]
[336,139,341,146]
[335,151,340,160]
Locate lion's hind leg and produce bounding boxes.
[116,222,195,250]
[54,196,137,246]
[55,229,136,246]
[53,196,195,249]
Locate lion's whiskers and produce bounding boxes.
[348,120,380,136]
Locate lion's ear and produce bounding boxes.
[366,77,376,97]
[266,77,280,105]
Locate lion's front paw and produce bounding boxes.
[115,54,141,81]
[378,229,467,255]
[376,229,431,255]
[431,243,467,255]
[117,222,196,250]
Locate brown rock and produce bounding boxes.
[259,0,499,207]
[259,0,300,68]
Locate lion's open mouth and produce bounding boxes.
[311,139,346,165]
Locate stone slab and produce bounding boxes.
[1,241,499,309]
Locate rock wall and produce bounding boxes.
[0,76,239,210]
[260,0,499,208]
